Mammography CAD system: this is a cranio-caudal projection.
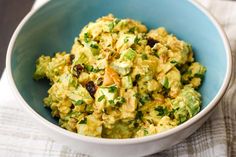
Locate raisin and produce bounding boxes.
[134,122,139,128]
[70,105,75,110]
[70,54,75,64]
[147,38,158,47]
[86,81,96,98]
[133,81,137,86]
[73,64,84,77]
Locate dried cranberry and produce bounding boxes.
[86,81,96,98]
[73,64,84,77]
[147,38,158,47]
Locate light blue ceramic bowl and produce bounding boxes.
[6,0,232,157]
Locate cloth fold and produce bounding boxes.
[0,0,235,156]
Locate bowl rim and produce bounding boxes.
[6,0,232,145]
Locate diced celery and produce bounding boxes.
[122,75,133,89]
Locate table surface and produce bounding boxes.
[0,0,33,77]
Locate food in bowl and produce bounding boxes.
[33,14,206,139]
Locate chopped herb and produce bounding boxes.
[133,93,140,98]
[90,43,100,56]
[84,65,101,73]
[64,111,74,120]
[108,100,115,105]
[124,37,129,43]
[135,74,141,81]
[84,65,93,72]
[118,97,126,103]
[141,53,148,60]
[186,70,192,75]
[90,44,99,49]
[114,19,121,24]
[134,36,140,44]
[155,106,168,116]
[108,22,114,31]
[139,98,145,105]
[108,97,126,107]
[79,118,87,124]
[108,19,120,32]
[144,129,148,136]
[128,27,136,33]
[194,73,204,79]
[108,86,117,93]
[154,51,159,58]
[84,33,89,43]
[75,100,84,106]
[98,95,105,102]
[136,111,143,119]
[139,94,151,105]
[170,60,178,64]
[92,68,101,73]
[163,77,169,89]
[115,97,126,105]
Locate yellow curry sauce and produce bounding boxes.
[34,14,206,138]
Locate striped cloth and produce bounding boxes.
[0,0,235,156]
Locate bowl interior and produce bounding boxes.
[10,0,227,124]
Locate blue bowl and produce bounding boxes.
[6,0,232,156]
